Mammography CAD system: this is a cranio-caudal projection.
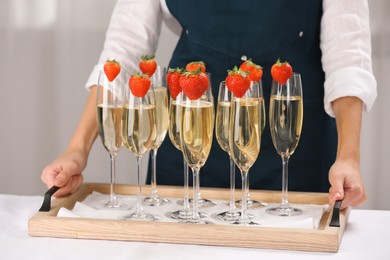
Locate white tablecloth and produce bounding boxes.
[1,194,389,260]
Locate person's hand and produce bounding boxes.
[328,158,367,210]
[41,149,87,197]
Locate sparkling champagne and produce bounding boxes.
[269,95,303,157]
[259,97,266,135]
[180,101,214,168]
[230,97,261,171]
[122,104,157,156]
[216,101,231,153]
[168,99,181,150]
[97,104,123,155]
[152,87,169,149]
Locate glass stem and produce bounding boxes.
[196,172,202,201]
[229,156,236,212]
[109,153,117,203]
[281,155,290,206]
[240,170,249,222]
[150,148,158,199]
[192,167,200,221]
[136,156,144,216]
[183,159,190,211]
[246,172,251,202]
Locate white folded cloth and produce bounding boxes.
[57,192,328,229]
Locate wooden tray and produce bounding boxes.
[28,183,349,252]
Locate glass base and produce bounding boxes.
[266,204,303,217]
[232,214,259,225]
[142,196,170,206]
[235,199,267,209]
[121,211,159,221]
[95,200,130,210]
[177,198,217,208]
[180,218,213,224]
[198,198,217,208]
[167,210,207,220]
[214,211,241,222]
[232,219,260,226]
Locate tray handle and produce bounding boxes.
[329,199,343,227]
[38,186,60,212]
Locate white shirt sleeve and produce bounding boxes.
[85,0,163,90]
[160,0,182,36]
[321,0,377,117]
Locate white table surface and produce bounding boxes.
[1,194,389,260]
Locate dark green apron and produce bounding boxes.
[149,0,337,192]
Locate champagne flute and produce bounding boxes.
[192,73,217,209]
[236,80,267,209]
[175,74,216,210]
[215,81,240,222]
[230,81,262,225]
[143,66,170,206]
[167,92,192,220]
[266,73,303,216]
[122,74,158,221]
[95,70,129,210]
[180,81,214,224]
[248,80,267,207]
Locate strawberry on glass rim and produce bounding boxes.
[225,66,251,98]
[139,55,157,77]
[271,58,293,85]
[179,69,209,100]
[129,73,151,98]
[166,67,183,99]
[104,60,121,82]
[239,59,263,82]
[185,61,206,73]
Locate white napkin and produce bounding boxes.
[57,192,328,229]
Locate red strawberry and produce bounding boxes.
[129,73,151,97]
[271,59,293,84]
[104,60,121,82]
[139,55,157,77]
[179,70,209,100]
[239,59,263,82]
[185,61,206,73]
[225,66,251,98]
[166,67,183,99]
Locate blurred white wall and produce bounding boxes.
[0,0,177,195]
[0,0,388,210]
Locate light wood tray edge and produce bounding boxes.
[28,183,349,253]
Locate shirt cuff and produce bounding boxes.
[324,67,377,117]
[85,64,104,91]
